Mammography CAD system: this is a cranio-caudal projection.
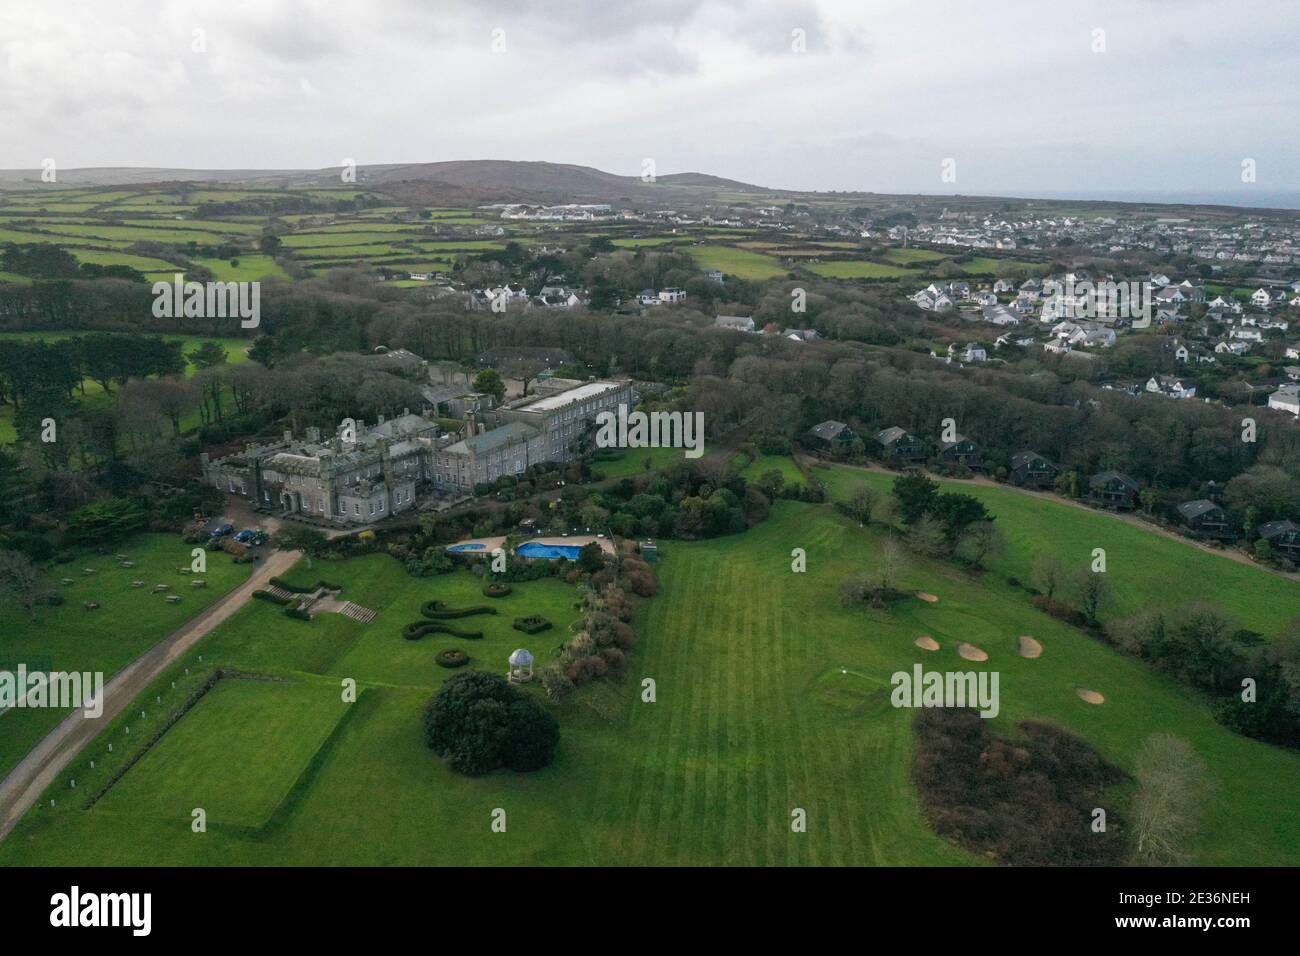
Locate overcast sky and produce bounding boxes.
[2,0,1297,203]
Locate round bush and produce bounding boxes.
[482,582,513,598]
[435,648,470,668]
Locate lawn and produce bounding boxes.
[688,244,788,280]
[738,453,806,486]
[593,446,686,479]
[814,463,1300,633]
[0,532,252,779]
[4,504,1296,865]
[96,678,351,829]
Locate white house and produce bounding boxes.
[1146,375,1197,399]
[1267,383,1300,416]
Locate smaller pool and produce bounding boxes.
[447,543,488,553]
[517,542,583,560]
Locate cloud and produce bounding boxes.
[0,0,1295,199]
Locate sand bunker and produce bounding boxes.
[957,642,988,662]
[1075,687,1105,705]
[1017,635,1043,659]
[914,635,940,651]
[916,592,940,603]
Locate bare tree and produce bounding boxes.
[0,549,39,618]
[1130,734,1210,866]
[1070,567,1112,625]
[1032,553,1066,600]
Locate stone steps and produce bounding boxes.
[340,602,377,624]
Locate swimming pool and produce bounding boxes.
[447,543,488,553]
[516,542,583,560]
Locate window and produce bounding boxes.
[354,503,360,515]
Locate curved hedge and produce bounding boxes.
[435,648,471,668]
[403,621,485,641]
[482,582,513,598]
[512,615,553,635]
[419,600,497,620]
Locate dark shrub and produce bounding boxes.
[512,615,552,634]
[423,671,558,775]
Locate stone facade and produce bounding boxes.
[202,411,440,526]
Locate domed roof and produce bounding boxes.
[509,648,534,666]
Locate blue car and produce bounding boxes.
[233,528,256,543]
[209,523,234,538]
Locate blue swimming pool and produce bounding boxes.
[516,542,583,560]
[447,542,487,553]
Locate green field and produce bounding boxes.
[815,463,1300,632]
[688,244,788,280]
[738,453,807,486]
[4,498,1297,865]
[593,446,687,478]
[0,533,252,778]
[806,260,914,279]
[191,254,289,282]
[97,679,351,828]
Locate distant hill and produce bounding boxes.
[0,160,772,207]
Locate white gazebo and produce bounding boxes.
[508,648,534,683]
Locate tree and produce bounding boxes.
[472,368,506,403]
[846,483,878,524]
[893,473,939,525]
[423,670,559,775]
[273,526,328,566]
[187,341,228,370]
[956,521,1007,570]
[1130,734,1209,866]
[1032,553,1066,600]
[756,468,785,499]
[1069,567,1112,625]
[0,549,39,618]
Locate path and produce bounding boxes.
[0,549,303,841]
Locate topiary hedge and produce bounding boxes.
[269,576,344,594]
[435,648,471,668]
[252,589,292,606]
[402,621,485,641]
[512,615,553,635]
[482,582,512,598]
[419,600,497,619]
[285,605,311,621]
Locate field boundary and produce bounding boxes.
[252,687,379,837]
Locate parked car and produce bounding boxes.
[233,528,257,543]
[250,531,269,546]
[209,523,234,538]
